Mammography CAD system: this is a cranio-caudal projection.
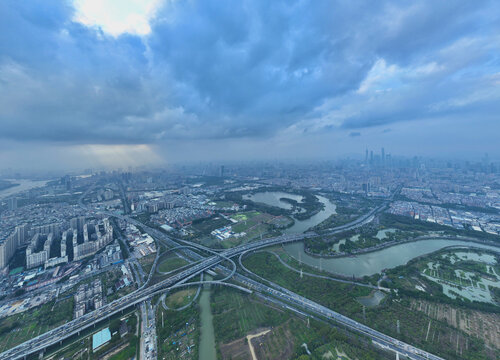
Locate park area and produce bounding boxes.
[190,211,285,248]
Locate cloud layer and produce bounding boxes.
[0,0,499,165]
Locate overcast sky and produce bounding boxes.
[1,0,499,171]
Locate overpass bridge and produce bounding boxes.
[1,194,446,360]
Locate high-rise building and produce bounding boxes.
[381,148,385,166]
[26,234,52,269]
[0,224,30,269]
[74,218,113,261]
[15,224,30,246]
[365,149,368,164]
[370,151,374,165]
[70,216,86,234]
[7,197,17,211]
[219,165,225,178]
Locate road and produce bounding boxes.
[139,300,157,360]
[0,195,444,360]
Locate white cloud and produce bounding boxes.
[73,0,163,36]
[357,59,399,94]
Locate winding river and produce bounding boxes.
[245,191,500,277]
[284,239,500,277]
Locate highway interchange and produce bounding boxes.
[0,196,445,360]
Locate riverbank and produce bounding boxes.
[302,235,500,259]
[0,181,18,192]
[284,238,500,277]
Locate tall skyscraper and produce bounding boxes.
[365,149,368,164]
[381,148,385,166]
[219,165,225,178]
[370,150,374,165]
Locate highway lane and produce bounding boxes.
[2,197,440,360]
[0,237,324,358]
[233,255,444,360]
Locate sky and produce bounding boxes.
[1,0,499,171]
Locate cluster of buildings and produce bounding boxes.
[23,217,113,270]
[74,279,103,318]
[389,200,500,234]
[132,197,175,213]
[401,186,500,209]
[0,202,88,271]
[73,218,114,261]
[145,194,218,228]
[211,226,246,241]
[114,264,132,291]
[96,243,123,268]
[125,224,156,258]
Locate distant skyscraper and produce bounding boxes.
[365,149,368,164]
[370,150,374,165]
[381,148,385,166]
[219,165,225,178]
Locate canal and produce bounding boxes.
[198,281,216,360]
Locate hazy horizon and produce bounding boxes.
[1,0,500,171]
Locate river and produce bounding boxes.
[198,283,216,360]
[284,239,500,277]
[244,191,337,234]
[244,191,500,277]
[0,179,50,199]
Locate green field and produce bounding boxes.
[158,254,189,273]
[191,216,232,235]
[212,287,389,360]
[138,253,156,275]
[211,287,288,344]
[243,251,497,360]
[156,306,199,360]
[165,289,197,309]
[0,298,74,353]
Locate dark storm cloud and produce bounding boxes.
[0,0,499,147]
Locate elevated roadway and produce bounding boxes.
[1,196,444,360]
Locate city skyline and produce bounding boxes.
[1,2,500,360]
[1,0,500,170]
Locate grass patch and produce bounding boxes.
[158,254,189,273]
[0,298,74,353]
[165,289,197,309]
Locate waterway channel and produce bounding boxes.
[245,191,500,277]
[198,281,216,360]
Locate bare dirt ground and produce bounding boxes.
[411,299,500,349]
[219,321,298,360]
[253,321,297,360]
[220,337,251,360]
[247,329,271,360]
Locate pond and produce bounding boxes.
[357,290,386,307]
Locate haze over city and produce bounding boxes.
[1,2,500,360]
[1,0,500,172]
